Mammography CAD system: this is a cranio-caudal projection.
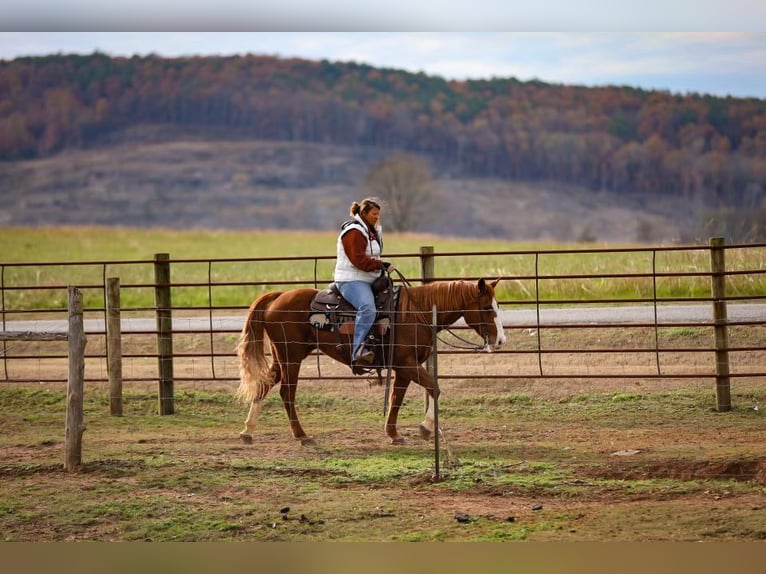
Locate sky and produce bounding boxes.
[2,2,765,99]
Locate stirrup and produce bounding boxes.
[351,362,373,376]
[351,345,375,375]
[355,347,375,365]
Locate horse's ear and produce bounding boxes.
[478,278,488,294]
[491,278,501,289]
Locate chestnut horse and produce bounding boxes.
[236,278,505,445]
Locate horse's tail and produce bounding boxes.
[235,291,283,403]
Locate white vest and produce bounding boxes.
[333,214,382,283]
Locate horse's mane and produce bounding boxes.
[404,280,478,312]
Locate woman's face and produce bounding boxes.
[362,206,381,227]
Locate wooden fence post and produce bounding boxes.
[154,253,174,415]
[64,286,86,472]
[106,277,123,416]
[419,246,435,284]
[709,237,732,412]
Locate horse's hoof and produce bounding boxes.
[390,436,405,445]
[299,437,316,446]
[239,433,253,445]
[419,424,433,441]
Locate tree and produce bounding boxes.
[360,153,437,232]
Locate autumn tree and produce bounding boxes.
[360,153,437,232]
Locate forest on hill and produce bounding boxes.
[1,52,765,241]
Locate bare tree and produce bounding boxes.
[360,153,437,232]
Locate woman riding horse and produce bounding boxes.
[333,197,395,369]
[236,276,506,445]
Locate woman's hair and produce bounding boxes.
[350,197,381,217]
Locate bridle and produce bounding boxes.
[391,269,496,352]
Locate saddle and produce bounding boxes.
[309,273,397,337]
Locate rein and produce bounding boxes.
[391,269,489,352]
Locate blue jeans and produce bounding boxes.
[336,280,376,360]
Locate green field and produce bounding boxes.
[3,225,588,262]
[1,227,764,311]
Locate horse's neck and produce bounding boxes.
[404,282,471,326]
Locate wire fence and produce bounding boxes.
[2,240,765,406]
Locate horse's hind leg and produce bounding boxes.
[279,360,314,445]
[239,361,280,444]
[240,401,264,444]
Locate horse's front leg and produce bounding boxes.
[385,364,440,445]
[412,365,439,441]
[385,372,411,445]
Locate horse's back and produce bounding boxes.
[262,288,336,351]
[271,288,317,308]
[262,288,318,325]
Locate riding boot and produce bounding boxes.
[350,332,376,375]
[355,345,375,365]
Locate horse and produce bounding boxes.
[235,277,506,445]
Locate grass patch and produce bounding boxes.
[662,327,707,338]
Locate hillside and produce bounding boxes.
[1,52,764,242]
[1,129,701,243]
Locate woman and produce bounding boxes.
[333,197,395,367]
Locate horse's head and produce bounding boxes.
[464,278,506,352]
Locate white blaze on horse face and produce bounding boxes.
[490,298,506,350]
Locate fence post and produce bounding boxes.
[419,246,435,284]
[420,246,435,412]
[106,277,123,416]
[64,286,86,472]
[154,253,174,415]
[432,305,440,481]
[709,237,731,412]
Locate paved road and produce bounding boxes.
[3,304,765,334]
